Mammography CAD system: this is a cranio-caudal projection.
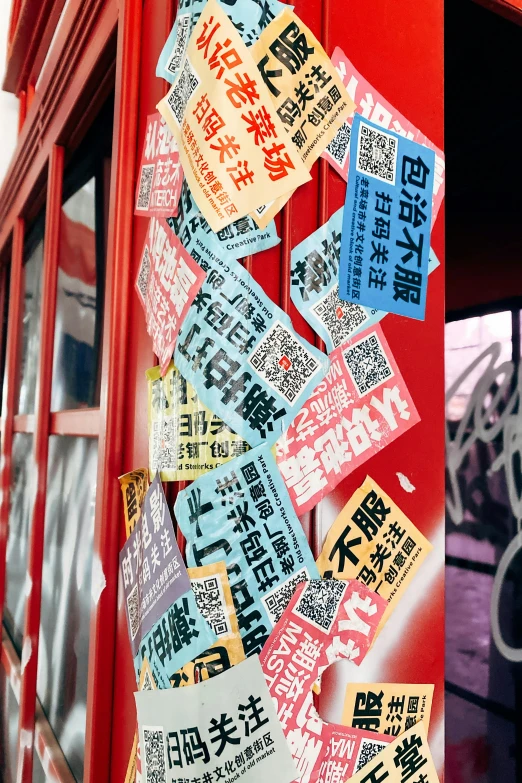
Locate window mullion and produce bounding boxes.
[16,144,64,783]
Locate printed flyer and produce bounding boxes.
[135,112,182,218]
[342,683,434,736]
[119,468,149,538]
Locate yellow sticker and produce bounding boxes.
[250,9,355,228]
[342,683,434,737]
[157,0,311,232]
[316,476,432,631]
[119,468,149,539]
[171,561,245,687]
[146,361,250,481]
[138,656,157,691]
[124,733,138,783]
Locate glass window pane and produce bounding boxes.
[37,435,98,783]
[51,178,103,411]
[0,666,19,783]
[18,239,44,415]
[4,433,36,652]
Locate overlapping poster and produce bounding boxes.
[175,444,320,656]
[135,112,183,217]
[276,324,419,515]
[135,656,298,783]
[316,476,432,629]
[342,683,434,737]
[158,0,311,231]
[174,247,329,448]
[119,468,149,538]
[339,114,435,320]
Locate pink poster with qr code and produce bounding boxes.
[276,323,420,516]
[134,111,183,218]
[322,48,445,222]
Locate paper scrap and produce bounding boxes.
[135,112,182,218]
[342,683,434,737]
[119,468,149,539]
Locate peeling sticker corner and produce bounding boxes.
[397,471,416,493]
[91,554,106,605]
[19,728,33,749]
[20,637,32,674]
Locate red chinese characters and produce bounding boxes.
[135,112,183,218]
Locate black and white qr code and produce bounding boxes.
[311,284,369,348]
[151,419,177,473]
[343,330,394,397]
[166,13,191,75]
[127,583,140,641]
[248,321,322,404]
[355,121,397,184]
[143,727,167,783]
[167,56,200,126]
[326,121,351,168]
[192,575,230,636]
[141,668,154,691]
[262,567,309,625]
[293,579,345,633]
[137,246,151,304]
[354,739,388,772]
[136,164,155,211]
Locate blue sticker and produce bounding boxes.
[175,444,320,656]
[134,588,217,688]
[157,0,290,83]
[174,250,329,448]
[291,206,440,352]
[339,114,435,321]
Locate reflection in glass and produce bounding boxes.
[37,435,98,783]
[4,433,36,652]
[18,240,44,415]
[0,667,19,783]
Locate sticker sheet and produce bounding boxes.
[135,112,183,218]
[339,114,435,320]
[323,48,445,223]
[316,476,432,630]
[342,683,434,737]
[119,468,149,538]
[175,444,320,656]
[136,217,206,374]
[290,207,440,354]
[157,0,290,83]
[157,0,311,231]
[276,324,420,515]
[146,361,250,482]
[259,579,388,783]
[135,656,298,783]
[174,248,329,448]
[345,722,440,783]
[119,475,191,656]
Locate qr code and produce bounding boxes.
[166,13,191,75]
[248,321,322,404]
[151,419,177,473]
[355,121,397,184]
[143,727,167,783]
[192,575,231,636]
[136,246,151,304]
[141,668,155,691]
[167,56,200,126]
[262,567,309,625]
[343,330,394,397]
[311,284,369,348]
[293,579,345,633]
[127,583,140,641]
[136,164,155,211]
[354,739,388,772]
[326,121,351,167]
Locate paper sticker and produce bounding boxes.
[139,657,157,691]
[135,656,298,783]
[321,725,391,780]
[290,208,440,353]
[146,361,250,481]
[316,476,432,630]
[339,114,435,320]
[157,0,311,232]
[124,733,138,783]
[119,468,149,538]
[276,324,420,516]
[249,10,355,228]
[171,561,246,686]
[120,475,191,656]
[136,217,206,374]
[260,579,389,783]
[135,112,182,218]
[174,248,329,448]
[345,721,440,783]
[175,444,320,656]
[323,48,445,223]
[342,683,434,736]
[157,0,290,83]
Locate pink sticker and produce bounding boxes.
[276,324,420,516]
[135,112,183,218]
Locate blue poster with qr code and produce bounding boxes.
[291,206,440,353]
[174,249,329,449]
[339,114,436,321]
[174,444,320,657]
